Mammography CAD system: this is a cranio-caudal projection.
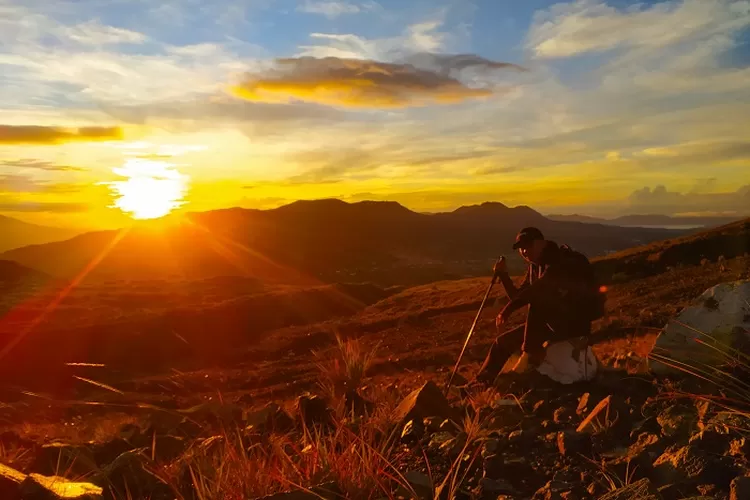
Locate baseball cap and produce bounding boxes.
[512,227,544,250]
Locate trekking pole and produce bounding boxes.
[445,257,503,393]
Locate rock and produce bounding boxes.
[532,480,575,499]
[482,438,500,457]
[557,431,591,457]
[19,473,103,499]
[1,462,25,500]
[344,390,374,417]
[244,403,295,434]
[439,432,467,459]
[649,280,750,374]
[731,475,750,500]
[401,419,425,444]
[428,432,454,450]
[175,418,204,439]
[439,419,459,433]
[393,381,456,425]
[576,393,590,416]
[296,394,335,430]
[423,416,442,433]
[478,477,516,497]
[598,478,662,499]
[32,443,97,476]
[402,471,433,500]
[91,439,133,466]
[92,449,167,499]
[483,454,503,479]
[652,444,738,489]
[689,429,732,455]
[728,437,750,457]
[553,407,572,425]
[657,405,698,438]
[630,417,661,439]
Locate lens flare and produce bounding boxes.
[106,158,188,219]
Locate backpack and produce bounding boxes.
[558,244,607,321]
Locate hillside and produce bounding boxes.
[0,200,686,286]
[591,217,750,282]
[0,214,79,253]
[548,212,743,228]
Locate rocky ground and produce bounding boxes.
[1,256,749,499]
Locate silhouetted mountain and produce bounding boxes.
[548,213,743,228]
[0,259,47,284]
[0,199,690,286]
[0,215,79,252]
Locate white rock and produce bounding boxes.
[649,280,750,374]
[499,338,599,384]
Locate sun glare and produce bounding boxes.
[107,158,188,220]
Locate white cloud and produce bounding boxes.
[62,20,148,45]
[527,0,750,59]
[297,0,376,19]
[297,11,455,60]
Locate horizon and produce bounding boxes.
[1,0,750,229]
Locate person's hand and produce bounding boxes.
[492,256,507,276]
[495,309,509,329]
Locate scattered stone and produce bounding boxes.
[482,454,503,479]
[428,432,454,450]
[482,438,500,457]
[652,444,738,488]
[296,394,335,430]
[508,430,524,443]
[533,400,547,414]
[403,471,432,500]
[344,390,375,417]
[557,431,592,457]
[401,419,424,444]
[731,476,750,500]
[553,407,572,425]
[577,396,611,433]
[393,381,456,425]
[657,404,698,438]
[630,417,660,439]
[532,480,575,499]
[576,393,590,416]
[91,438,132,466]
[598,478,662,499]
[20,473,103,499]
[439,419,458,433]
[689,429,732,455]
[728,437,750,457]
[439,432,467,459]
[423,416,442,433]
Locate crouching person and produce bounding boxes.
[475,227,605,384]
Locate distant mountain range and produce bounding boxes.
[0,200,693,286]
[547,213,743,228]
[0,214,80,253]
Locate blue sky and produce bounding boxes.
[0,0,749,227]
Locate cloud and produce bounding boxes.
[0,174,83,194]
[0,125,123,145]
[297,1,376,19]
[61,20,148,45]
[0,159,85,171]
[230,55,524,109]
[0,201,89,213]
[626,184,750,215]
[526,0,750,59]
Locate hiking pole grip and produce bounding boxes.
[445,257,502,393]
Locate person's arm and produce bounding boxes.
[496,265,531,301]
[499,266,559,318]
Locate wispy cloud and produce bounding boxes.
[297,1,377,19]
[0,125,123,145]
[230,55,525,109]
[0,159,85,171]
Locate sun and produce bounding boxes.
[107,158,188,220]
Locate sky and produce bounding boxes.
[0,0,749,229]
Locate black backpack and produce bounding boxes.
[558,244,607,321]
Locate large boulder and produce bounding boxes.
[392,381,456,425]
[500,338,599,384]
[649,280,750,374]
[20,473,103,499]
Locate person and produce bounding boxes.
[474,227,604,384]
